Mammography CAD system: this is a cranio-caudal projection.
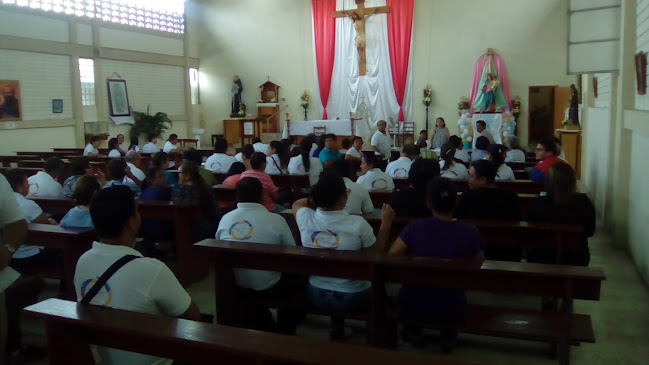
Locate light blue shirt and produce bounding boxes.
[104,180,141,198]
[60,206,94,229]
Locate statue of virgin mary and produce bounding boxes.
[472,53,507,113]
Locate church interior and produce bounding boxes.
[0,0,648,364]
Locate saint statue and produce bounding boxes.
[230,75,243,118]
[567,84,580,125]
[472,52,507,113]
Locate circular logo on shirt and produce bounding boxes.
[210,162,222,171]
[28,183,39,195]
[371,179,388,190]
[394,168,408,178]
[311,230,340,249]
[80,278,113,307]
[229,220,254,240]
[297,164,306,173]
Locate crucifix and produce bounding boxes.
[333,0,390,76]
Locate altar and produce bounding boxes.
[282,118,371,140]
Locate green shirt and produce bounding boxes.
[199,166,216,185]
[319,148,341,165]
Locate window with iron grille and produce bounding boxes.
[79,58,95,106]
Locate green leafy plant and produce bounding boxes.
[130,106,173,141]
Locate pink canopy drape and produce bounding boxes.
[312,0,336,119]
[468,53,512,112]
[386,0,414,122]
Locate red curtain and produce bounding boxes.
[312,0,336,119]
[386,0,414,122]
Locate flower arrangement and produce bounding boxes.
[511,96,521,120]
[422,85,432,107]
[458,97,470,115]
[300,91,309,110]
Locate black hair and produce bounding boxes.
[487,144,507,169]
[90,136,101,143]
[538,137,559,155]
[419,130,428,136]
[448,135,463,149]
[362,152,379,168]
[281,138,292,149]
[90,186,137,239]
[546,162,577,206]
[183,148,203,165]
[409,158,440,193]
[141,165,164,191]
[227,162,246,177]
[402,144,420,157]
[330,159,351,179]
[475,136,490,151]
[440,142,456,171]
[341,138,351,149]
[72,175,101,206]
[351,136,363,144]
[309,171,347,209]
[169,134,178,141]
[476,120,486,128]
[44,157,65,174]
[151,151,169,167]
[269,140,289,169]
[213,138,228,153]
[179,160,214,206]
[250,152,267,170]
[70,156,90,176]
[107,159,127,181]
[290,146,300,157]
[426,177,457,214]
[235,177,263,203]
[325,133,337,142]
[4,168,26,192]
[317,134,326,150]
[241,144,255,159]
[251,136,262,144]
[470,159,496,184]
[108,138,118,152]
[128,137,139,151]
[299,138,312,173]
[436,117,446,128]
[147,135,156,142]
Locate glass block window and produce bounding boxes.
[1,0,185,34]
[79,58,96,106]
[189,68,199,105]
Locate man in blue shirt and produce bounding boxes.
[318,134,341,168]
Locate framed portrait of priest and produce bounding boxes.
[107,79,131,116]
[0,80,22,121]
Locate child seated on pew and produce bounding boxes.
[439,143,468,180]
[292,172,395,341]
[487,144,515,181]
[60,175,100,229]
[388,177,485,352]
[288,139,323,186]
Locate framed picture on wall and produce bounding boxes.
[107,79,131,116]
[0,80,22,121]
[52,99,63,113]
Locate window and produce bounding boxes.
[79,58,96,106]
[1,0,185,34]
[189,68,199,105]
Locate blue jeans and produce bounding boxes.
[307,284,371,340]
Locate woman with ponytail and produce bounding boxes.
[439,143,468,180]
[288,139,323,185]
[487,144,515,181]
[265,140,289,174]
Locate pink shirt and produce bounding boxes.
[222,174,242,188]
[240,170,276,211]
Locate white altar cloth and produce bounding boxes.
[282,119,371,139]
[471,113,503,148]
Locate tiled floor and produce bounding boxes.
[20,222,649,364]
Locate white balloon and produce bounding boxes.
[466,136,472,142]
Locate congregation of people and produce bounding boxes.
[0,118,595,364]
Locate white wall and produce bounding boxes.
[628,131,649,283]
[582,107,611,217]
[0,9,68,42]
[594,73,613,107]
[636,0,649,109]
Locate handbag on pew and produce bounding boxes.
[80,255,140,304]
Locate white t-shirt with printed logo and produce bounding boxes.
[288,155,323,186]
[74,242,190,365]
[439,160,469,180]
[356,168,395,191]
[0,175,24,229]
[27,171,63,198]
[265,154,287,174]
[495,164,515,181]
[296,207,375,293]
[385,157,414,178]
[345,147,363,159]
[13,193,44,259]
[216,203,295,291]
[205,153,237,173]
[342,177,374,215]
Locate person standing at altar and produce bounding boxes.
[430,118,450,149]
[319,134,342,168]
[371,120,391,170]
[474,120,495,145]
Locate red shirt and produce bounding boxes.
[240,170,277,211]
[533,154,562,177]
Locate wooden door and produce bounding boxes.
[528,86,556,143]
[553,87,571,131]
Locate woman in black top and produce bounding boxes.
[527,162,595,266]
[389,158,439,217]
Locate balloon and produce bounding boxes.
[462,133,469,139]
[505,108,511,113]
[507,126,512,131]
[503,136,509,142]
[466,136,472,142]
[463,142,472,149]
[462,138,467,143]
[511,121,517,127]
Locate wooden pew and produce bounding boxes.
[0,155,40,167]
[25,223,96,300]
[25,298,481,365]
[196,239,604,364]
[0,166,40,177]
[368,191,537,213]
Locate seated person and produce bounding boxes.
[5,168,58,273]
[139,166,173,256]
[339,138,351,155]
[527,162,595,266]
[103,159,141,198]
[63,156,91,197]
[206,137,237,173]
[439,143,468,180]
[389,158,439,217]
[116,134,127,155]
[330,159,373,215]
[234,143,255,169]
[415,130,428,149]
[265,140,289,174]
[318,134,342,168]
[163,133,180,154]
[124,151,145,185]
[60,175,100,229]
[474,120,495,144]
[292,172,394,340]
[288,139,323,186]
[216,177,305,333]
[456,160,522,261]
[252,136,268,153]
[504,135,526,162]
[448,135,470,163]
[241,152,280,212]
[345,136,364,161]
[83,136,100,156]
[128,137,140,152]
[305,133,319,157]
[183,148,216,185]
[141,136,161,154]
[312,134,326,158]
[530,137,562,182]
[151,151,177,185]
[28,157,65,198]
[386,144,419,178]
[356,153,395,191]
[75,186,200,365]
[471,136,489,162]
[107,138,121,157]
[388,177,485,352]
[487,144,515,181]
[174,160,221,241]
[222,162,247,188]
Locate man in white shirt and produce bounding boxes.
[386,144,419,179]
[27,157,64,198]
[75,186,200,365]
[345,136,364,161]
[205,137,237,173]
[163,134,181,169]
[357,153,395,191]
[371,120,391,170]
[116,134,127,155]
[83,136,101,156]
[475,120,495,145]
[124,151,145,185]
[504,136,526,162]
[251,136,268,153]
[216,177,305,333]
[331,160,373,215]
[141,136,161,154]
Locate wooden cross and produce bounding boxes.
[333,0,390,76]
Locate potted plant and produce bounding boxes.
[130,106,173,141]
